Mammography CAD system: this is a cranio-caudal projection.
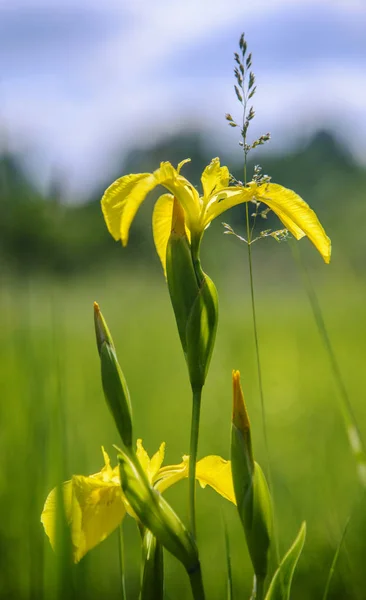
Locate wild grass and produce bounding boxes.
[1,244,365,598]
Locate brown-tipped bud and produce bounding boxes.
[94,301,115,354]
[231,370,272,583]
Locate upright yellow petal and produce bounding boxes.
[256,183,331,263]
[136,439,166,485]
[154,162,200,229]
[201,158,230,206]
[152,193,174,275]
[196,456,236,504]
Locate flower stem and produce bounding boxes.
[189,386,203,539]
[188,564,206,600]
[118,524,127,600]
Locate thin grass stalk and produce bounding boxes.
[118,524,127,600]
[322,515,351,600]
[290,241,366,487]
[189,387,203,539]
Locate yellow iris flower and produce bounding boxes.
[41,439,235,563]
[101,157,331,271]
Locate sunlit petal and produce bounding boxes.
[196,456,236,504]
[152,193,174,276]
[256,183,331,263]
[101,173,155,244]
[202,187,253,227]
[201,158,230,206]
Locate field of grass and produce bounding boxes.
[1,237,366,599]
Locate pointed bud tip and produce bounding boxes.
[94,303,114,353]
[232,369,250,432]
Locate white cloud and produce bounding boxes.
[1,0,365,196]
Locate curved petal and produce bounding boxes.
[202,186,254,228]
[196,456,236,504]
[154,162,200,230]
[101,162,200,247]
[41,481,73,552]
[152,193,174,276]
[152,194,192,275]
[155,455,236,506]
[154,456,189,494]
[101,173,154,244]
[41,476,126,563]
[201,158,230,207]
[256,183,331,263]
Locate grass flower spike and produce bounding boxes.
[101,158,331,267]
[41,440,236,563]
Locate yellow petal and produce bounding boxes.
[101,162,200,248]
[152,194,192,275]
[101,172,157,246]
[136,439,166,485]
[41,481,73,552]
[256,183,331,263]
[41,472,126,563]
[154,456,190,494]
[152,193,174,276]
[202,186,254,228]
[154,162,200,229]
[196,456,236,504]
[201,158,230,206]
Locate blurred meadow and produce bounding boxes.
[2,1,366,599]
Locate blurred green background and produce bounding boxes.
[1,130,366,599]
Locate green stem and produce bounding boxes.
[118,524,127,600]
[290,241,366,487]
[322,516,350,600]
[250,575,264,600]
[189,387,203,539]
[188,564,206,600]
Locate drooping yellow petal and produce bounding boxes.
[155,454,236,505]
[101,173,154,244]
[201,158,230,206]
[69,475,126,562]
[136,439,166,485]
[41,451,126,563]
[196,456,236,504]
[101,162,200,248]
[152,193,174,276]
[255,183,331,263]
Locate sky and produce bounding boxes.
[1,0,366,197]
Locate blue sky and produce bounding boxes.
[1,0,365,196]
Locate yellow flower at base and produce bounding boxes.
[101,158,331,271]
[41,440,235,563]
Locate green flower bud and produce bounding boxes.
[231,370,272,583]
[166,199,218,389]
[140,530,164,600]
[94,303,133,450]
[118,450,199,574]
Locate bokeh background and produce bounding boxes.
[1,1,366,598]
